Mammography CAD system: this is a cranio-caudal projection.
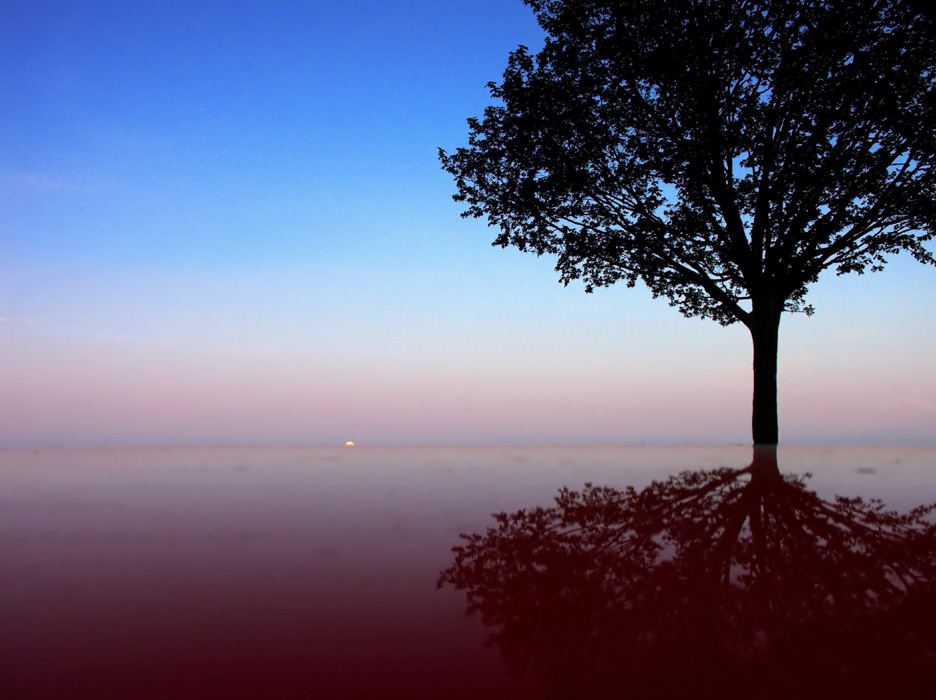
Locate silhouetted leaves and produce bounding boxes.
[442,0,934,321]
[441,0,936,443]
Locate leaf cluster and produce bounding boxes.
[441,0,936,325]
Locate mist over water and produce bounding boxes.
[2,445,935,698]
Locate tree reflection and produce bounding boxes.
[439,447,936,699]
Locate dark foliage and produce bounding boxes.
[441,0,936,443]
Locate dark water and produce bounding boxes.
[1,446,934,699]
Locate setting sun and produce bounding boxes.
[345,441,354,447]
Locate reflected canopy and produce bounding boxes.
[439,448,936,699]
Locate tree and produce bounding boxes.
[440,0,936,444]
[439,450,936,698]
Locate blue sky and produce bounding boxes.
[1,0,934,447]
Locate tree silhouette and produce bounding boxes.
[439,448,936,699]
[440,0,936,444]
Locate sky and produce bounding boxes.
[1,0,934,448]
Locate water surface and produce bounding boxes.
[1,446,933,698]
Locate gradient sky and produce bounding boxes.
[2,0,934,448]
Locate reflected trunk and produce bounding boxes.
[750,443,780,477]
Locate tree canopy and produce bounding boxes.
[441,0,936,443]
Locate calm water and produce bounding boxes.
[1,445,934,699]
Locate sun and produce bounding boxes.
[345,441,355,447]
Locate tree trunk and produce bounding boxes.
[749,309,781,445]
